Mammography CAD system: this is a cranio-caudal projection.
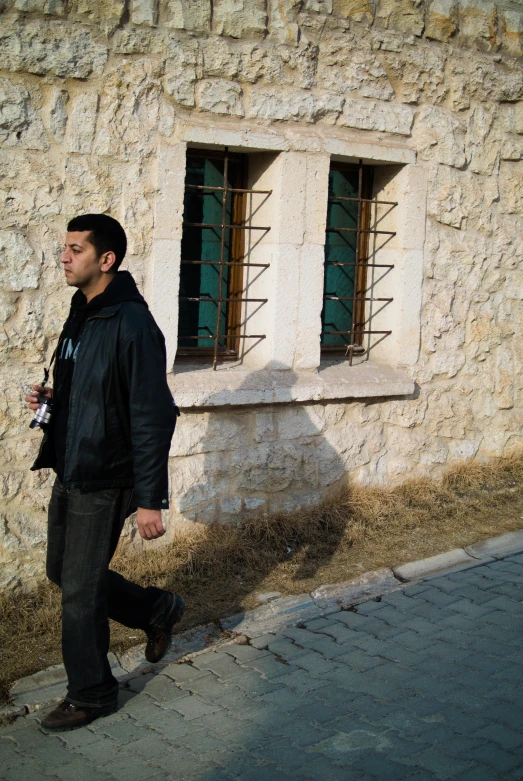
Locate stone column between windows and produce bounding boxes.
[369,162,428,368]
[149,141,187,371]
[242,150,330,372]
[394,163,429,367]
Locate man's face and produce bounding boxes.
[60,231,107,290]
[60,231,116,297]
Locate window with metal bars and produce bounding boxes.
[321,160,397,364]
[178,148,271,369]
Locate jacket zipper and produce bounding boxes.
[68,313,116,415]
[63,311,117,486]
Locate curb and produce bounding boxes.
[3,529,523,724]
[392,548,487,582]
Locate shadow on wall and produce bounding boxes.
[134,365,363,613]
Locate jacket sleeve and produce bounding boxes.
[119,324,178,510]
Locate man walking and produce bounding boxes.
[26,214,184,732]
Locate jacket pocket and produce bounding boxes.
[106,405,132,469]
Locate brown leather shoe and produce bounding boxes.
[145,592,185,663]
[41,700,118,732]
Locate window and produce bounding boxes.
[178,147,271,368]
[321,160,397,364]
[152,135,423,387]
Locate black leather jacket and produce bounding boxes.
[32,274,178,510]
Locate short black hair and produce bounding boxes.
[67,214,127,270]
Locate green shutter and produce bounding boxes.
[321,168,359,348]
[178,155,233,350]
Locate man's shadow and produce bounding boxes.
[151,364,375,628]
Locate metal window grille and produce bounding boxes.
[321,159,397,365]
[178,148,271,370]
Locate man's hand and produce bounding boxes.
[136,508,165,540]
[25,384,53,412]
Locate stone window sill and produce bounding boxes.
[168,360,415,409]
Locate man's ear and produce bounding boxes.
[100,251,117,274]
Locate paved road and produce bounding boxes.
[2,555,523,781]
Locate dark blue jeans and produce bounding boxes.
[47,478,162,707]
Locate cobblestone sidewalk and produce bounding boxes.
[2,553,523,780]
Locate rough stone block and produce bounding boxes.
[501,134,523,161]
[0,232,40,292]
[276,404,325,441]
[66,92,99,154]
[165,67,196,107]
[153,142,186,244]
[13,0,45,9]
[244,497,266,511]
[0,78,48,150]
[339,98,413,135]
[49,88,68,142]
[426,0,458,41]
[165,0,211,32]
[93,59,161,161]
[267,0,300,43]
[131,0,158,26]
[163,39,198,108]
[212,0,267,38]
[0,20,108,79]
[220,495,242,514]
[305,0,333,11]
[376,0,425,35]
[501,11,523,57]
[334,0,373,22]
[197,80,244,116]
[416,106,466,167]
[248,89,343,124]
[14,0,67,13]
[75,0,126,31]
[459,0,498,50]
[200,37,241,80]
[169,410,249,458]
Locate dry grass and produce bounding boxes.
[1,452,523,705]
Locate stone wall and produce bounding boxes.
[1,0,522,589]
